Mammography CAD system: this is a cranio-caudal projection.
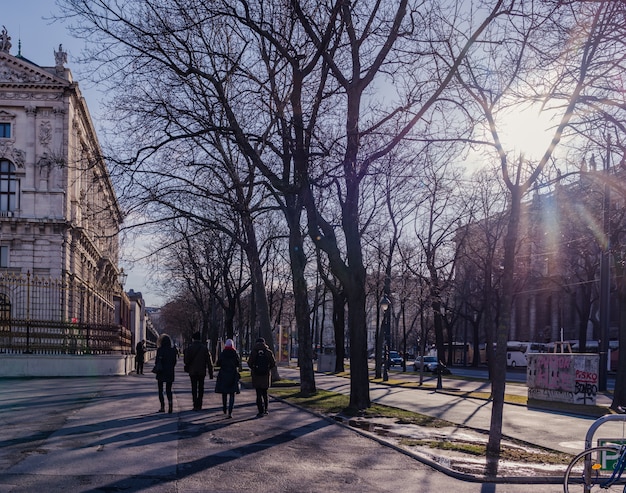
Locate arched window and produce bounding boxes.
[0,159,18,212]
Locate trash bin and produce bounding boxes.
[317,347,336,372]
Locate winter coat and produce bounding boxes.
[214,347,240,394]
[247,341,276,390]
[155,345,178,383]
[135,342,146,363]
[184,340,214,378]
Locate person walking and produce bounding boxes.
[154,334,178,414]
[183,331,214,411]
[247,337,276,418]
[214,339,240,418]
[135,339,146,374]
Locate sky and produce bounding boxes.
[2,2,166,307]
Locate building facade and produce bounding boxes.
[0,28,128,355]
[456,165,620,355]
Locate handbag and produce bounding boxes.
[151,356,163,374]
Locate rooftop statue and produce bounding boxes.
[0,26,11,54]
[54,44,67,70]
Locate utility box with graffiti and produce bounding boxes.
[527,353,599,405]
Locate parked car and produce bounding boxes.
[413,355,439,372]
[388,350,404,367]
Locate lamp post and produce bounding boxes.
[380,295,391,382]
[24,271,32,354]
[598,142,611,391]
[118,268,128,291]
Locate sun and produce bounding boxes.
[497,103,558,162]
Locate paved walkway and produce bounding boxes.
[0,363,618,493]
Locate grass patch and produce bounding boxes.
[271,388,351,414]
[271,387,455,427]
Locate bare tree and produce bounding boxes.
[403,148,473,388]
[454,0,623,472]
[58,0,513,410]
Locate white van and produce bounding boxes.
[507,345,527,367]
[506,341,548,368]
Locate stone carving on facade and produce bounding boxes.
[0,92,59,102]
[0,62,44,83]
[0,27,11,54]
[0,109,15,123]
[0,142,25,167]
[39,121,52,147]
[37,151,65,170]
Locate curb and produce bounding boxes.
[270,392,564,486]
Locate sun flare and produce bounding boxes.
[497,104,557,161]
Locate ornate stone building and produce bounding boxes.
[0,27,129,358]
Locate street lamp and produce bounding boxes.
[118,268,128,290]
[380,294,391,382]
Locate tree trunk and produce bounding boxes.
[611,260,626,409]
[345,284,370,410]
[486,186,523,475]
[332,290,346,373]
[432,299,445,390]
[241,214,279,379]
[287,206,316,394]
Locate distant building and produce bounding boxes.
[128,289,160,350]
[0,29,128,355]
[455,166,619,349]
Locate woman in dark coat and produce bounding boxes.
[214,339,240,418]
[155,334,178,413]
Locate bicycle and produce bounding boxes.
[564,408,626,492]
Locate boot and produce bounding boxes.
[158,404,165,413]
[168,401,173,414]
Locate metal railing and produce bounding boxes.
[0,319,131,355]
[0,271,131,354]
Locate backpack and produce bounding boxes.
[253,348,270,376]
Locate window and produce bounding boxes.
[0,123,10,139]
[0,246,7,267]
[0,160,18,212]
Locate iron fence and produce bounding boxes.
[0,272,131,355]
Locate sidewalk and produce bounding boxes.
[0,364,603,493]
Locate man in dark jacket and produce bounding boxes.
[135,339,146,374]
[184,332,214,411]
[247,337,276,418]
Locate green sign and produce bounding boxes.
[597,439,626,470]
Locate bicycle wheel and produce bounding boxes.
[564,446,626,493]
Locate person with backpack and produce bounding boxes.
[247,337,276,418]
